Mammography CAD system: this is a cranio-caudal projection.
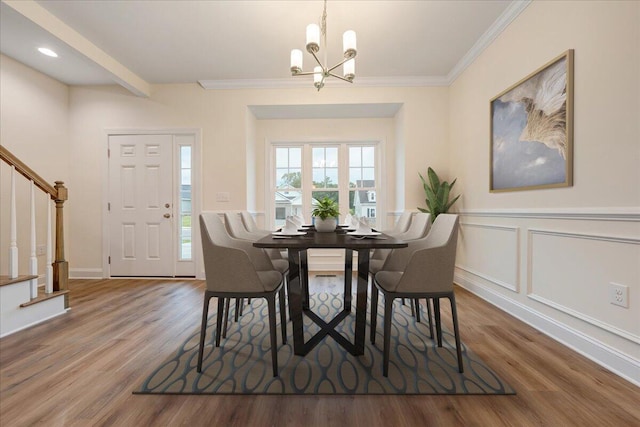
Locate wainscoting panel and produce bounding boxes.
[527,229,640,343]
[457,222,519,292]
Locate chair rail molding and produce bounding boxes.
[458,207,640,222]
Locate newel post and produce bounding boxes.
[52,181,69,308]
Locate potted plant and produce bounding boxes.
[418,167,461,218]
[311,196,340,232]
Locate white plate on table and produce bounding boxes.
[346,231,382,236]
[272,231,307,236]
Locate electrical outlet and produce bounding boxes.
[36,244,46,256]
[609,283,629,308]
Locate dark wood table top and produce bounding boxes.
[253,226,408,250]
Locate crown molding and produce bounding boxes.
[197,75,449,90]
[447,0,532,84]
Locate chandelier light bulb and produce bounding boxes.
[290,49,303,74]
[343,30,357,59]
[343,59,355,81]
[306,24,320,53]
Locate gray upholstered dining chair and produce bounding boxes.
[382,210,413,236]
[370,214,462,377]
[197,212,287,377]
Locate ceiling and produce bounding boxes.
[1,1,529,94]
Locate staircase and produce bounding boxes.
[1,145,69,338]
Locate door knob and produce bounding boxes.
[165,203,171,208]
[163,213,171,218]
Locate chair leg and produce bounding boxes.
[238,298,244,316]
[279,286,287,345]
[426,298,434,339]
[414,299,421,323]
[197,294,211,373]
[267,296,279,377]
[434,297,443,347]
[370,285,379,344]
[215,297,225,347]
[234,298,241,321]
[410,299,416,317]
[449,294,464,373]
[383,295,394,377]
[222,298,231,339]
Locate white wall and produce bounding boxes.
[449,1,640,384]
[0,54,70,278]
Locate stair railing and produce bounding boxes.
[1,145,69,308]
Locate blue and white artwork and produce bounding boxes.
[491,53,572,191]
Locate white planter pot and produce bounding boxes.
[314,217,337,232]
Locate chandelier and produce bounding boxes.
[290,0,357,91]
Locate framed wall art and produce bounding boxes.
[490,50,574,192]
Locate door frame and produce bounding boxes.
[102,128,203,279]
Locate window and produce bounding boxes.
[269,142,380,228]
[179,145,192,260]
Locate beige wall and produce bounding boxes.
[67,85,449,273]
[0,54,70,277]
[449,1,639,384]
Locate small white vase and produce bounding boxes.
[314,217,337,232]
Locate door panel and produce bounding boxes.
[109,134,174,276]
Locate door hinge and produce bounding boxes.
[108,256,111,264]
[108,148,110,158]
[108,202,111,211]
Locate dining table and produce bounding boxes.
[254,226,407,357]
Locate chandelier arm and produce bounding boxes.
[328,72,354,83]
[326,57,353,74]
[292,71,318,77]
[309,50,324,69]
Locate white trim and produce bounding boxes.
[454,270,640,387]
[526,228,640,344]
[0,309,69,339]
[458,207,640,222]
[447,0,532,84]
[456,265,518,293]
[197,75,449,90]
[102,128,202,279]
[69,268,104,279]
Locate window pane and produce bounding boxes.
[181,169,191,185]
[362,146,375,166]
[181,146,191,168]
[363,167,375,182]
[274,190,302,228]
[312,169,325,187]
[326,168,338,187]
[275,147,289,167]
[180,215,192,260]
[312,147,325,167]
[349,167,362,185]
[350,189,377,228]
[349,146,361,167]
[326,147,338,167]
[289,147,302,167]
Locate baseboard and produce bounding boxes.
[454,270,640,387]
[69,268,104,279]
[0,309,69,339]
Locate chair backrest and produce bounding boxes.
[240,211,258,232]
[395,214,459,293]
[395,212,431,241]
[224,212,263,240]
[200,213,273,292]
[391,211,412,234]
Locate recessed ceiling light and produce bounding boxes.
[38,47,58,58]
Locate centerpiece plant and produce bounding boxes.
[311,196,340,232]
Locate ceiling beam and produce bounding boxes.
[3,0,151,97]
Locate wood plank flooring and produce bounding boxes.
[1,277,638,426]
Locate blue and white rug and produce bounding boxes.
[135,293,515,395]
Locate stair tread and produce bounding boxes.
[0,275,38,287]
[19,289,69,308]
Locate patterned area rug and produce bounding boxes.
[135,293,515,395]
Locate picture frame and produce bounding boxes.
[490,50,574,192]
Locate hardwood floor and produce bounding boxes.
[1,277,638,426]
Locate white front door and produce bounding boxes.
[108,134,174,276]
